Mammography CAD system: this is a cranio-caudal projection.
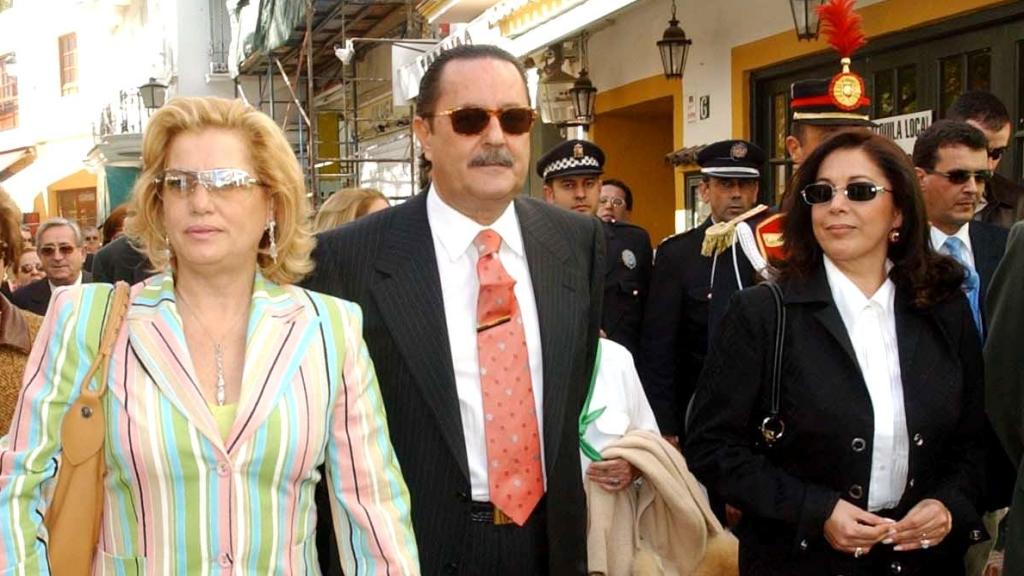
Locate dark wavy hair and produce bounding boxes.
[779,131,963,308]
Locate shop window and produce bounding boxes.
[898,65,917,114]
[875,70,895,118]
[57,188,97,228]
[940,56,964,117]
[967,50,991,92]
[771,91,789,203]
[0,53,16,131]
[58,33,78,96]
[873,65,917,118]
[939,50,991,118]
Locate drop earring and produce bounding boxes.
[267,219,278,263]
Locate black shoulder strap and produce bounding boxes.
[759,281,786,446]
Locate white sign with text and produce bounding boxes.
[871,110,933,153]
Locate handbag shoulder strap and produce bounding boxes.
[759,281,787,445]
[79,281,131,397]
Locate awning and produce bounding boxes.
[0,146,36,181]
[666,144,706,167]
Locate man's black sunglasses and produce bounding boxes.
[422,106,537,136]
[926,168,993,186]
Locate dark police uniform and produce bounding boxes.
[639,139,766,438]
[602,220,652,358]
[536,139,651,357]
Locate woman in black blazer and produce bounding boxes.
[685,131,988,575]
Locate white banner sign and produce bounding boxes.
[871,110,934,153]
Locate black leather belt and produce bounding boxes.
[470,501,515,525]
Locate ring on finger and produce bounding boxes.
[854,547,864,558]
[920,539,931,550]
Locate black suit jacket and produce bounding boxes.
[90,235,153,285]
[302,191,603,575]
[601,220,651,358]
[10,271,93,316]
[968,221,1008,324]
[685,265,988,575]
[985,222,1024,574]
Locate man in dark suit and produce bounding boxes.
[11,218,92,315]
[90,235,154,284]
[303,44,602,575]
[639,139,766,443]
[947,91,1023,229]
[985,221,1024,574]
[914,119,1011,574]
[537,140,651,357]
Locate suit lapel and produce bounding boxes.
[516,198,580,476]
[226,275,316,453]
[786,264,860,370]
[127,275,224,449]
[371,193,468,479]
[969,224,999,304]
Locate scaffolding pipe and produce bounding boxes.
[273,58,312,127]
[306,1,318,200]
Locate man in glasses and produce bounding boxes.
[537,139,651,357]
[913,119,1011,576]
[597,179,633,224]
[11,217,92,316]
[947,91,1023,230]
[304,44,602,575]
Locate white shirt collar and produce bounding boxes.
[929,222,973,256]
[823,255,895,328]
[49,272,83,293]
[426,184,525,261]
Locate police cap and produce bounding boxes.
[697,139,765,180]
[536,139,605,181]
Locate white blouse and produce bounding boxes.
[823,256,909,511]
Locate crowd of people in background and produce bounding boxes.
[1,36,1024,576]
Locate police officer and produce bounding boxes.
[537,139,652,357]
[639,139,766,443]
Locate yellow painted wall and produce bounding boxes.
[45,169,97,219]
[593,75,683,244]
[731,0,1011,139]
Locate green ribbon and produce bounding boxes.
[579,341,605,463]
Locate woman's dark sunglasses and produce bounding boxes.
[801,182,889,205]
[424,106,537,136]
[19,262,44,273]
[926,168,993,185]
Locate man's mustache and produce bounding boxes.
[469,148,514,168]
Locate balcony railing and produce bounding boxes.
[95,89,151,139]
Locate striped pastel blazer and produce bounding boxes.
[0,273,420,575]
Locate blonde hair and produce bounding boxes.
[125,96,314,284]
[0,186,21,264]
[312,188,388,233]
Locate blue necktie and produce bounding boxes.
[943,236,983,338]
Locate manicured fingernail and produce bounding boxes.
[893,545,904,551]
[882,538,893,545]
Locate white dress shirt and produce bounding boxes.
[579,338,660,475]
[823,256,908,511]
[929,223,975,268]
[426,187,546,501]
[48,271,84,293]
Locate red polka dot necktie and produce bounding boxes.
[474,229,543,526]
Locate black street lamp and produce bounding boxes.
[657,0,691,79]
[138,78,167,110]
[569,68,597,126]
[790,0,825,41]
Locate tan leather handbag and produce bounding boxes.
[43,282,130,576]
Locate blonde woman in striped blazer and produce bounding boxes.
[0,97,419,574]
